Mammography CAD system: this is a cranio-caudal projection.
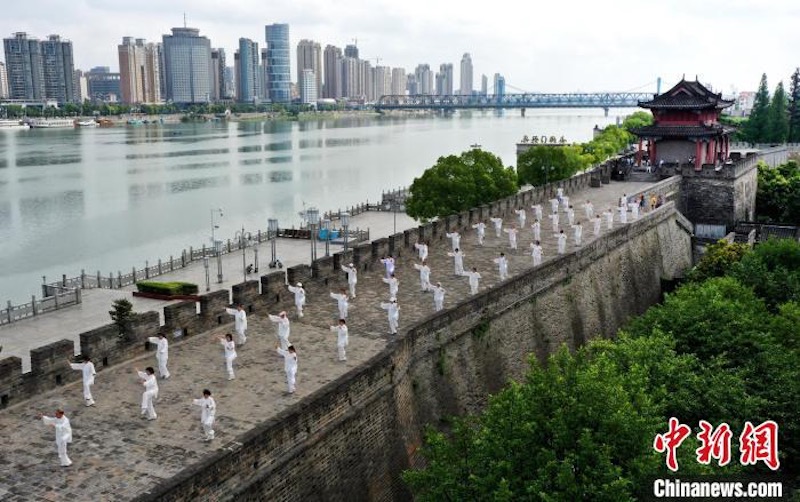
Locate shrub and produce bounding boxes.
[136,281,199,296]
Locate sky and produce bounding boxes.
[1,0,798,95]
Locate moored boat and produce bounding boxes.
[76,120,98,127]
[0,119,27,130]
[27,118,76,128]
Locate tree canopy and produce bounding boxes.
[756,159,800,224]
[405,149,518,220]
[517,145,590,186]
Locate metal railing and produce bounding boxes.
[1,286,81,326]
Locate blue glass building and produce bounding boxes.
[264,23,291,103]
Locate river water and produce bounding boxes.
[0,109,624,303]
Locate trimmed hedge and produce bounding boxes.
[136,281,199,296]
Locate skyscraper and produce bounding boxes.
[414,64,433,95]
[406,74,418,95]
[341,57,358,99]
[162,27,212,104]
[460,53,473,96]
[300,68,317,104]
[260,48,269,101]
[72,69,87,102]
[481,74,488,96]
[0,61,8,98]
[3,32,45,101]
[264,23,290,103]
[493,73,505,97]
[296,40,322,101]
[359,59,372,101]
[210,48,226,101]
[344,44,359,59]
[390,67,406,96]
[373,66,391,100]
[436,63,454,95]
[323,45,342,99]
[118,37,161,104]
[39,35,75,103]
[86,66,121,102]
[236,38,261,103]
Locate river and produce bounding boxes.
[0,109,624,303]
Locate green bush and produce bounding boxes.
[136,281,199,295]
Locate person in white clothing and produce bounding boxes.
[341,263,358,297]
[530,241,543,267]
[572,221,583,246]
[489,217,504,237]
[494,252,509,281]
[287,282,306,318]
[413,261,432,291]
[192,389,216,441]
[549,197,560,214]
[472,221,487,245]
[330,319,349,361]
[276,345,298,394]
[515,207,526,227]
[135,366,159,420]
[566,205,575,226]
[147,332,170,380]
[380,298,400,335]
[38,408,73,466]
[215,333,237,380]
[556,186,564,200]
[531,219,541,242]
[465,267,481,295]
[531,204,543,221]
[382,273,400,298]
[503,225,519,250]
[605,208,614,230]
[619,193,628,208]
[594,214,602,237]
[628,201,640,220]
[268,311,291,350]
[68,355,96,406]
[225,305,247,345]
[555,229,567,254]
[549,212,560,231]
[561,196,570,211]
[380,255,396,278]
[342,263,358,298]
[445,231,461,252]
[583,200,594,221]
[431,282,446,311]
[617,205,628,224]
[414,240,429,261]
[447,248,466,275]
[330,288,349,319]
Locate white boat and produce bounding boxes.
[76,120,98,127]
[28,119,76,128]
[0,119,27,130]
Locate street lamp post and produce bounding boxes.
[306,207,319,263]
[341,212,350,252]
[210,208,223,283]
[234,227,252,284]
[203,256,210,291]
[323,219,331,257]
[268,218,280,268]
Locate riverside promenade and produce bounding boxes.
[0,179,654,501]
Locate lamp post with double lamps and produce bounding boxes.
[234,227,253,284]
[268,218,281,268]
[306,207,319,262]
[341,212,351,252]
[210,208,223,283]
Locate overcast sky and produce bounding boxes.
[1,0,797,95]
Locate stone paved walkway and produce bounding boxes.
[0,180,653,501]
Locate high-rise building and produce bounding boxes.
[3,32,45,101]
[236,38,261,103]
[481,74,488,96]
[323,45,342,99]
[391,67,406,95]
[162,27,212,104]
[0,61,8,98]
[341,57,358,99]
[72,69,88,102]
[86,66,121,102]
[460,53,473,96]
[373,66,391,100]
[118,37,161,104]
[210,48,226,101]
[406,74,418,95]
[493,73,505,97]
[436,63,454,95]
[414,64,433,95]
[344,44,358,59]
[264,23,291,103]
[223,66,235,100]
[300,68,317,104]
[156,43,166,100]
[40,34,76,103]
[259,48,269,101]
[359,59,372,101]
[296,39,322,101]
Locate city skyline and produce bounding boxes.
[1,0,799,95]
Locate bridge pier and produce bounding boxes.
[521,108,526,117]
[603,107,609,117]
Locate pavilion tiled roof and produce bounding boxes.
[630,124,736,138]
[638,78,734,110]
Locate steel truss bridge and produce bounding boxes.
[375,92,654,112]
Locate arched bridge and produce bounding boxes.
[375,92,654,112]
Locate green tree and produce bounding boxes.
[743,74,770,143]
[109,298,134,340]
[516,145,590,186]
[621,111,653,132]
[756,160,800,223]
[730,238,800,310]
[405,149,517,220]
[768,81,789,143]
[686,239,749,283]
[788,68,800,142]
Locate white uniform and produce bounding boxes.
[380,257,395,278]
[628,202,640,220]
[531,221,541,242]
[594,216,602,237]
[489,217,504,237]
[447,250,465,275]
[42,414,73,466]
[268,314,291,350]
[341,265,358,297]
[618,206,628,224]
[414,242,428,261]
[493,255,509,281]
[566,207,575,226]
[330,292,349,319]
[221,339,237,380]
[465,271,481,295]
[531,204,543,221]
[147,336,170,379]
[549,198,560,213]
[583,201,594,220]
[431,285,446,311]
[192,396,216,440]
[288,285,306,317]
[382,277,399,298]
[572,224,583,246]
[605,209,614,229]
[561,196,570,211]
[556,233,567,254]
[69,361,96,406]
[380,301,400,335]
[225,308,247,345]
[413,263,431,291]
[445,232,461,252]
[331,324,349,361]
[277,348,298,393]
[137,371,159,419]
[556,187,564,201]
[619,194,627,208]
[549,212,559,231]
[530,243,543,267]
[472,222,487,245]
[503,228,519,250]
[515,209,526,227]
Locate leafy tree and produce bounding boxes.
[109,298,134,340]
[516,145,590,186]
[730,238,800,310]
[405,149,517,220]
[768,81,789,143]
[743,74,770,143]
[686,239,749,283]
[756,160,800,223]
[583,125,632,165]
[620,111,653,132]
[788,68,800,142]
